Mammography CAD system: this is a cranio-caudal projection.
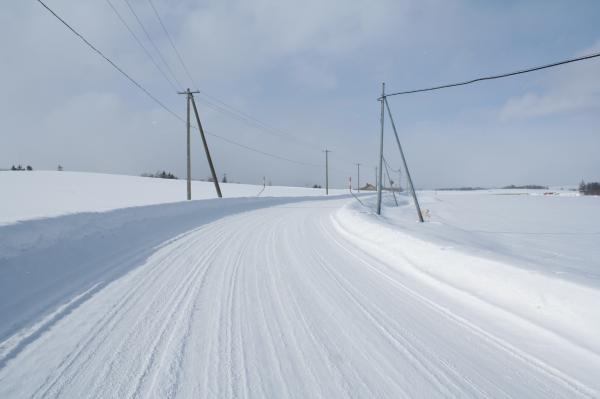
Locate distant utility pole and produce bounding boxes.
[356,163,361,192]
[383,156,398,206]
[377,82,385,215]
[324,149,331,195]
[374,166,378,190]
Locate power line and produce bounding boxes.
[204,132,322,168]
[35,0,329,171]
[140,0,346,160]
[114,0,311,151]
[142,1,362,165]
[143,0,321,150]
[146,0,197,88]
[121,0,184,89]
[197,92,362,167]
[104,0,178,92]
[36,0,180,121]
[384,51,600,98]
[201,93,362,165]
[196,94,324,152]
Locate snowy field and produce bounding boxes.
[1,171,599,397]
[368,189,600,284]
[0,171,346,225]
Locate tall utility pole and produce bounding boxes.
[324,149,331,195]
[356,163,361,192]
[178,88,197,200]
[179,88,223,199]
[377,82,385,215]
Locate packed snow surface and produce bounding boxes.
[1,172,599,398]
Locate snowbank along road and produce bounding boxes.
[1,195,599,398]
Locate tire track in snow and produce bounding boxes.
[325,218,599,398]
[127,232,223,399]
[114,223,233,399]
[261,216,338,398]
[30,235,207,398]
[2,197,599,398]
[310,247,462,397]
[35,223,229,398]
[316,218,493,398]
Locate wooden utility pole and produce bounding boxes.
[178,89,196,200]
[383,156,398,206]
[377,82,385,215]
[189,91,222,198]
[324,149,331,195]
[374,166,378,190]
[356,163,361,192]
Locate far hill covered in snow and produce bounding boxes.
[0,171,347,225]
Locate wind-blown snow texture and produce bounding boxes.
[1,172,599,398]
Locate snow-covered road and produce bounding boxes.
[1,197,599,398]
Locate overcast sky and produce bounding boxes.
[1,0,599,188]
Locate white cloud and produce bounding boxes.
[499,41,600,121]
[171,0,409,83]
[1,0,599,187]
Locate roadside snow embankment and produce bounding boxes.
[333,196,600,356]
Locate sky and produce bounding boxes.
[1,0,599,188]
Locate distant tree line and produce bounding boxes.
[579,181,600,196]
[10,165,33,171]
[436,187,486,191]
[141,171,178,179]
[204,174,236,183]
[433,184,552,191]
[502,184,548,190]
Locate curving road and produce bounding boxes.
[1,197,598,398]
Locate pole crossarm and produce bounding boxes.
[380,51,600,98]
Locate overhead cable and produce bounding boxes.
[36,0,327,170]
[384,51,600,98]
[104,0,178,92]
